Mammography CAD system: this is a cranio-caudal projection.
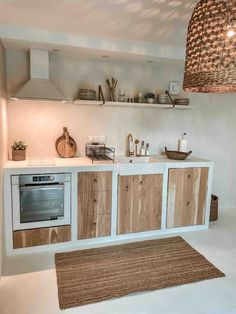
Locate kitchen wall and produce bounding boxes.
[0,41,7,280]
[5,50,236,209]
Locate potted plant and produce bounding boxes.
[144,93,155,104]
[11,141,27,161]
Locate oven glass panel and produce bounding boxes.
[20,185,64,223]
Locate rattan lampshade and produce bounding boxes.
[183,0,236,93]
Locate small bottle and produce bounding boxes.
[140,141,146,156]
[145,143,150,156]
[138,92,143,103]
[179,132,188,152]
[118,89,126,102]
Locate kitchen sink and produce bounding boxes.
[115,156,158,164]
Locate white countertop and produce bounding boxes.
[3,155,212,170]
[4,157,96,168]
[154,155,211,163]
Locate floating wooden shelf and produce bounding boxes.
[74,100,193,110]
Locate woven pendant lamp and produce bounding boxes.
[183,0,236,93]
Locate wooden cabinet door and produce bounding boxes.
[167,168,209,228]
[13,225,71,249]
[78,171,112,239]
[78,191,112,216]
[78,171,112,193]
[118,174,163,235]
[78,212,111,240]
[78,192,112,239]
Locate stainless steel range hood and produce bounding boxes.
[13,49,67,101]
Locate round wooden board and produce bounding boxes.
[55,135,77,158]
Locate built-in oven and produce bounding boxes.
[11,173,71,231]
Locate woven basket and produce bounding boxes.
[210,195,218,221]
[165,147,192,160]
[183,0,236,93]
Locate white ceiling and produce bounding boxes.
[0,0,198,47]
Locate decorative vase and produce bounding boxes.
[12,149,26,161]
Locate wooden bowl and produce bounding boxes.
[165,147,192,160]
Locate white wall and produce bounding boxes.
[0,41,7,281]
[5,50,236,209]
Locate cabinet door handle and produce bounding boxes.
[139,181,143,185]
[186,201,190,206]
[188,175,191,179]
[94,179,97,183]
[126,185,129,192]
[93,222,96,226]
[94,199,97,204]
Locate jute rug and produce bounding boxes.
[55,236,225,309]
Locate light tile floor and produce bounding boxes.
[0,208,236,314]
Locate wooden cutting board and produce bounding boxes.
[55,127,77,158]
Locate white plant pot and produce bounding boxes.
[147,98,154,104]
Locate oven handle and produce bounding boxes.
[19,184,64,191]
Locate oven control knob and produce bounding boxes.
[49,176,55,182]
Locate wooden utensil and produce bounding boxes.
[106,79,112,101]
[165,90,175,106]
[106,78,118,101]
[98,85,105,104]
[55,127,77,158]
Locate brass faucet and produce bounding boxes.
[126,133,134,157]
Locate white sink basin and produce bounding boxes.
[115,156,157,164]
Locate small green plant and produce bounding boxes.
[11,141,27,151]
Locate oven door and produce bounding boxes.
[20,184,65,223]
[12,177,71,231]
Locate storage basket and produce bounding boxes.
[165,147,192,160]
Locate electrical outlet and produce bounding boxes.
[94,136,106,144]
[88,136,95,143]
[99,136,106,144]
[94,136,99,143]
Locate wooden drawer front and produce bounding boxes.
[78,214,111,239]
[167,168,209,228]
[78,191,112,239]
[78,191,112,216]
[118,174,163,235]
[78,171,112,193]
[13,225,71,249]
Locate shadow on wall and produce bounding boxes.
[0,0,199,46]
